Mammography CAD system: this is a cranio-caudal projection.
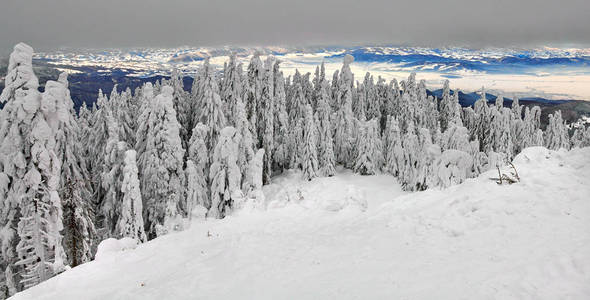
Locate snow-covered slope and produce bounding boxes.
[12,147,590,300]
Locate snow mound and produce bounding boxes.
[264,170,381,213]
[94,238,138,261]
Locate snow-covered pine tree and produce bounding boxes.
[544,111,570,150]
[86,88,115,227]
[383,78,400,121]
[53,74,96,268]
[440,123,471,153]
[439,81,463,132]
[186,122,210,211]
[242,149,265,207]
[570,127,590,148]
[136,86,186,239]
[522,106,544,147]
[168,69,193,149]
[365,74,381,122]
[510,96,525,155]
[260,57,275,185]
[245,53,265,144]
[221,53,244,126]
[272,61,290,172]
[0,44,67,291]
[315,81,336,177]
[287,78,308,168]
[489,104,513,159]
[110,86,135,146]
[194,59,227,154]
[301,105,319,181]
[116,150,146,242]
[333,55,355,167]
[383,116,404,177]
[354,119,382,175]
[209,127,242,218]
[473,87,493,153]
[354,78,367,120]
[100,114,127,239]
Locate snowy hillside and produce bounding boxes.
[12,147,590,300]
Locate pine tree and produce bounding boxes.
[221,53,244,126]
[473,87,493,153]
[544,111,570,150]
[354,119,382,175]
[209,127,242,218]
[334,55,355,167]
[272,61,289,172]
[383,116,404,177]
[100,114,127,238]
[168,69,193,149]
[571,127,590,148]
[315,81,336,177]
[232,99,255,190]
[0,44,69,293]
[260,57,275,184]
[136,86,185,239]
[245,53,264,144]
[54,74,96,268]
[116,150,146,242]
[242,149,265,207]
[187,123,210,211]
[301,105,319,181]
[195,59,226,154]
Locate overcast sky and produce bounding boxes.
[1,0,589,53]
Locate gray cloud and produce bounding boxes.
[1,0,589,53]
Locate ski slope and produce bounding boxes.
[12,147,590,300]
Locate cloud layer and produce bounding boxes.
[1,0,589,52]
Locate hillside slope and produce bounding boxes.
[12,147,590,300]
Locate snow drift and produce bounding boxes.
[11,147,590,300]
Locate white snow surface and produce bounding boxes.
[12,147,590,300]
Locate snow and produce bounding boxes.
[94,238,138,261]
[11,147,590,300]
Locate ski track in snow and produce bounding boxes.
[12,147,590,300]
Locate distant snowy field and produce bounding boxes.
[34,46,590,100]
[12,147,590,300]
